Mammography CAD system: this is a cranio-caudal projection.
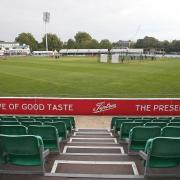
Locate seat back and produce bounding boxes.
[130,126,161,141]
[145,122,167,128]
[54,118,72,132]
[114,119,133,132]
[0,117,17,121]
[60,117,76,129]
[28,125,59,150]
[28,125,58,140]
[0,135,44,166]
[171,119,180,122]
[21,121,42,127]
[35,118,53,123]
[0,121,20,125]
[111,117,126,129]
[134,119,152,123]
[152,119,170,123]
[120,122,144,139]
[167,122,180,126]
[0,125,27,135]
[17,118,35,122]
[161,126,180,137]
[145,137,180,168]
[44,121,67,139]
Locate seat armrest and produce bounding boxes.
[124,138,129,143]
[58,137,62,143]
[139,150,147,160]
[43,149,50,158]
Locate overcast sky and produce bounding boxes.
[0,0,180,42]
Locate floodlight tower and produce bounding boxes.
[43,12,50,51]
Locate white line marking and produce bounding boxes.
[69,137,117,143]
[51,160,139,176]
[63,146,125,154]
[74,132,112,136]
[67,142,117,145]
[60,153,126,156]
[77,128,110,132]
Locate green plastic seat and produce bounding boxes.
[60,117,76,129]
[134,119,152,123]
[145,137,180,168]
[111,117,126,129]
[0,125,27,135]
[118,122,144,139]
[145,122,167,128]
[128,117,142,120]
[35,118,53,123]
[17,117,35,122]
[167,122,180,126]
[21,121,42,127]
[0,134,49,174]
[44,121,67,140]
[158,117,172,120]
[0,121,20,125]
[173,117,180,121]
[28,125,62,152]
[54,118,72,133]
[0,117,17,121]
[143,117,157,120]
[114,119,133,133]
[161,126,180,137]
[152,119,170,123]
[128,126,161,151]
[171,119,180,122]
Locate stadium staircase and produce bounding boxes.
[46,128,144,179]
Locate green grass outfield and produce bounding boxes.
[0,56,180,98]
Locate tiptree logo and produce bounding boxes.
[93,101,117,114]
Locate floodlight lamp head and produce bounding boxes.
[43,12,50,23]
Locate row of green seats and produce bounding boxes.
[128,126,180,153]
[117,122,180,140]
[114,119,180,133]
[0,118,74,137]
[0,116,76,129]
[0,121,69,140]
[139,137,180,177]
[0,135,49,174]
[111,117,180,130]
[0,125,62,153]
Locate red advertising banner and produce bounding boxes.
[0,98,180,116]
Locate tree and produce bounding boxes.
[15,32,38,51]
[135,36,159,48]
[89,39,99,49]
[42,33,62,51]
[67,39,77,49]
[99,39,112,49]
[74,32,92,48]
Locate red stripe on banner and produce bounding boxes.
[0,98,180,116]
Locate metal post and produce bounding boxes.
[45,22,48,51]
